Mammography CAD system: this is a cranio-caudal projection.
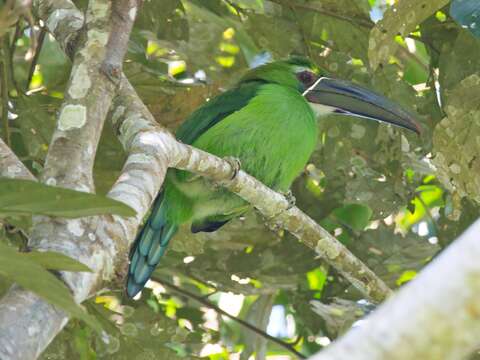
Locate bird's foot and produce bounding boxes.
[264,191,296,233]
[223,156,241,180]
[281,190,296,209]
[100,62,122,84]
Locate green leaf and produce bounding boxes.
[438,31,480,96]
[369,0,450,69]
[14,95,59,161]
[297,0,372,62]
[332,203,373,231]
[134,0,188,41]
[398,184,444,230]
[306,267,327,296]
[36,34,71,91]
[23,251,92,272]
[0,178,136,218]
[0,242,101,332]
[450,0,480,38]
[396,270,417,286]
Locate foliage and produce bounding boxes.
[0,0,479,359]
[450,0,480,38]
[0,241,101,332]
[0,178,136,217]
[0,178,134,331]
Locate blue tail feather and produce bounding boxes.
[147,225,176,265]
[126,193,178,298]
[138,227,155,256]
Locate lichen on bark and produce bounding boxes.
[433,74,480,208]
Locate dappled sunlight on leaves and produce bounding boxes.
[0,0,477,358]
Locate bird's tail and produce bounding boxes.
[126,193,178,297]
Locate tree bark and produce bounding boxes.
[0,1,138,358]
[111,79,392,302]
[0,1,393,358]
[0,138,35,180]
[33,0,391,303]
[309,219,480,360]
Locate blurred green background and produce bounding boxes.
[1,0,480,358]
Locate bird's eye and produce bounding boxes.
[297,70,316,87]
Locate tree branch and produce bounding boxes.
[0,138,69,360]
[0,137,34,180]
[0,1,139,359]
[270,0,374,29]
[154,277,306,359]
[18,2,480,360]
[33,0,83,58]
[1,1,390,358]
[0,137,70,360]
[100,0,137,81]
[309,219,480,360]
[0,37,10,146]
[111,79,393,303]
[33,0,392,303]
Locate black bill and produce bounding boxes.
[304,77,421,134]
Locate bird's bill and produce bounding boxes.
[303,77,421,134]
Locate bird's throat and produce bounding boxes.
[309,102,336,117]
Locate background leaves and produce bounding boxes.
[450,0,480,38]
[0,0,479,359]
[0,178,136,218]
[0,242,101,332]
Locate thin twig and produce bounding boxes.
[288,5,331,72]
[0,38,10,146]
[271,0,374,29]
[26,26,46,90]
[10,22,22,54]
[288,334,303,347]
[185,273,218,291]
[223,0,247,18]
[154,277,307,359]
[100,0,137,82]
[289,4,314,59]
[113,79,392,303]
[9,22,22,93]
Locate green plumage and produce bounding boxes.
[127,61,318,297]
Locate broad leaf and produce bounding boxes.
[0,242,101,332]
[369,0,450,69]
[332,203,373,231]
[23,251,92,272]
[0,178,136,218]
[134,0,188,41]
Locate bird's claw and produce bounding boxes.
[282,190,296,209]
[223,156,241,180]
[100,62,122,84]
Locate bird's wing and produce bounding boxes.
[175,81,262,144]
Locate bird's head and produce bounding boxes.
[243,57,421,134]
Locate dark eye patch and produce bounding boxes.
[297,70,316,87]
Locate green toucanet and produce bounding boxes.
[126,58,420,297]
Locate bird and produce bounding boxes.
[126,57,420,297]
